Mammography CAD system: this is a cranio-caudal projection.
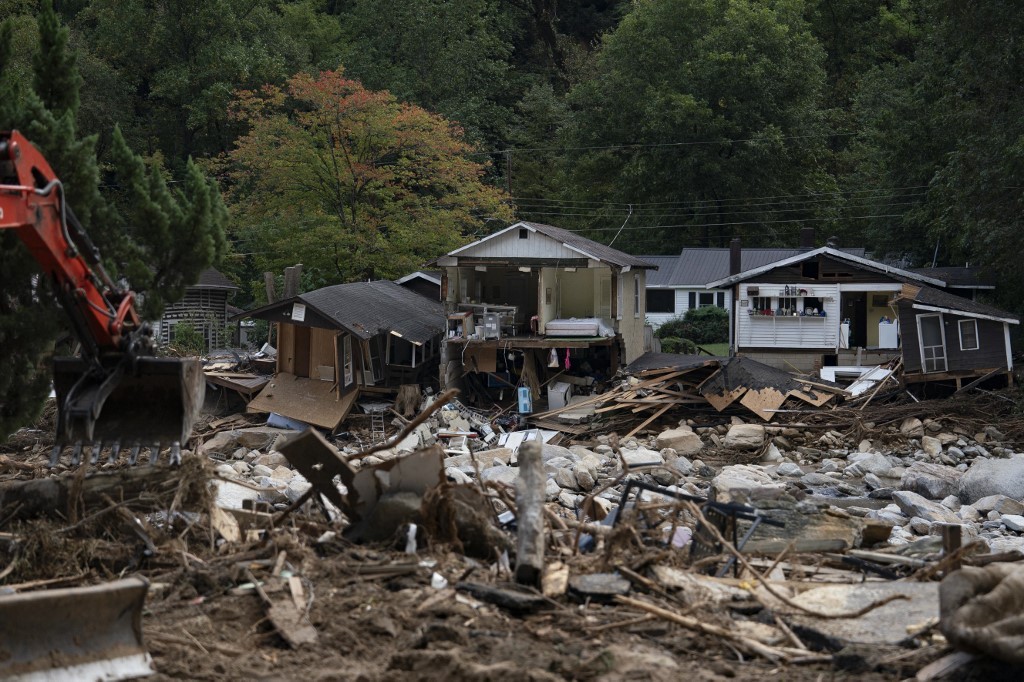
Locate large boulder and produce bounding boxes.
[711,464,785,503]
[655,428,704,456]
[901,462,961,500]
[723,424,766,451]
[958,457,1024,504]
[892,490,962,524]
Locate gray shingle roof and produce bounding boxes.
[518,222,658,269]
[240,280,445,343]
[640,247,867,287]
[911,266,995,288]
[907,285,1018,323]
[195,268,238,290]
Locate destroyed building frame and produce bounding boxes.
[433,220,658,402]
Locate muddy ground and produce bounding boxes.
[3,395,1024,681]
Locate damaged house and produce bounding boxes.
[433,221,657,405]
[642,230,865,330]
[236,280,445,430]
[704,242,1018,388]
[895,283,1018,389]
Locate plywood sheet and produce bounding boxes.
[789,388,835,407]
[739,387,788,422]
[247,372,357,430]
[463,346,497,373]
[703,386,746,412]
[309,327,338,376]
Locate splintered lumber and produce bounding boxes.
[514,441,545,586]
[623,403,673,439]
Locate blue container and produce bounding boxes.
[517,386,533,414]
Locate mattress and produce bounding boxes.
[544,318,615,337]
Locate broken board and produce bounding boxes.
[247,373,357,430]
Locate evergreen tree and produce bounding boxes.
[0,6,227,440]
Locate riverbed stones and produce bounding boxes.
[723,424,765,450]
[655,428,704,456]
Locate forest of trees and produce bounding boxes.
[2,0,1023,432]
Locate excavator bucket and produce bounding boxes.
[0,577,154,680]
[52,356,205,465]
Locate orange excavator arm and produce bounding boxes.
[0,130,203,464]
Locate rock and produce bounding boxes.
[761,443,784,463]
[201,430,240,455]
[867,507,909,525]
[231,461,251,475]
[544,456,575,472]
[908,516,932,534]
[237,427,291,450]
[723,424,766,450]
[958,457,1024,503]
[785,582,938,646]
[777,462,802,477]
[480,465,518,487]
[858,439,872,453]
[650,469,675,486]
[845,452,896,478]
[285,478,312,503]
[891,490,962,524]
[554,467,577,490]
[544,478,560,501]
[947,446,965,461]
[973,494,1024,516]
[446,448,512,470]
[270,465,293,482]
[569,573,631,599]
[958,505,982,523]
[655,428,704,455]
[900,417,924,437]
[983,425,1005,441]
[921,436,943,458]
[1001,514,1024,532]
[940,495,962,511]
[620,447,664,467]
[557,490,578,509]
[254,452,288,468]
[251,464,274,477]
[574,465,596,491]
[214,463,237,477]
[671,456,694,477]
[231,447,248,460]
[900,462,961,500]
[711,464,786,503]
[864,473,884,490]
[541,444,578,463]
[801,472,838,487]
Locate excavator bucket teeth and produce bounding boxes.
[0,577,154,680]
[52,356,204,459]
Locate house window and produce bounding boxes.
[634,275,641,317]
[751,296,772,314]
[388,334,416,367]
[647,290,674,313]
[778,297,798,315]
[698,292,716,308]
[959,319,979,351]
[519,228,529,239]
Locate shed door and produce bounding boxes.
[917,314,947,373]
[293,325,311,377]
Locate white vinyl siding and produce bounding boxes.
[735,283,840,349]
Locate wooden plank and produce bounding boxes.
[623,403,672,439]
[739,387,788,422]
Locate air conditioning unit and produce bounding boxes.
[481,313,501,339]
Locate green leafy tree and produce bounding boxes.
[556,0,831,252]
[225,70,512,287]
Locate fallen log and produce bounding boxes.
[0,466,187,521]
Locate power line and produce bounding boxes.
[468,131,860,157]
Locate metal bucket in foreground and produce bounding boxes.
[0,576,154,680]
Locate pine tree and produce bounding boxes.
[0,7,228,440]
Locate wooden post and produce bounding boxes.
[283,264,303,298]
[942,524,962,571]
[264,272,277,304]
[515,440,545,586]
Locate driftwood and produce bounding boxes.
[514,440,545,586]
[0,466,183,521]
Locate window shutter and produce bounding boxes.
[717,292,725,307]
[688,292,696,310]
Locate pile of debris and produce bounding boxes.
[3,379,1024,678]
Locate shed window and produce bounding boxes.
[519,228,529,239]
[958,319,979,351]
[634,275,641,317]
[647,290,674,313]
